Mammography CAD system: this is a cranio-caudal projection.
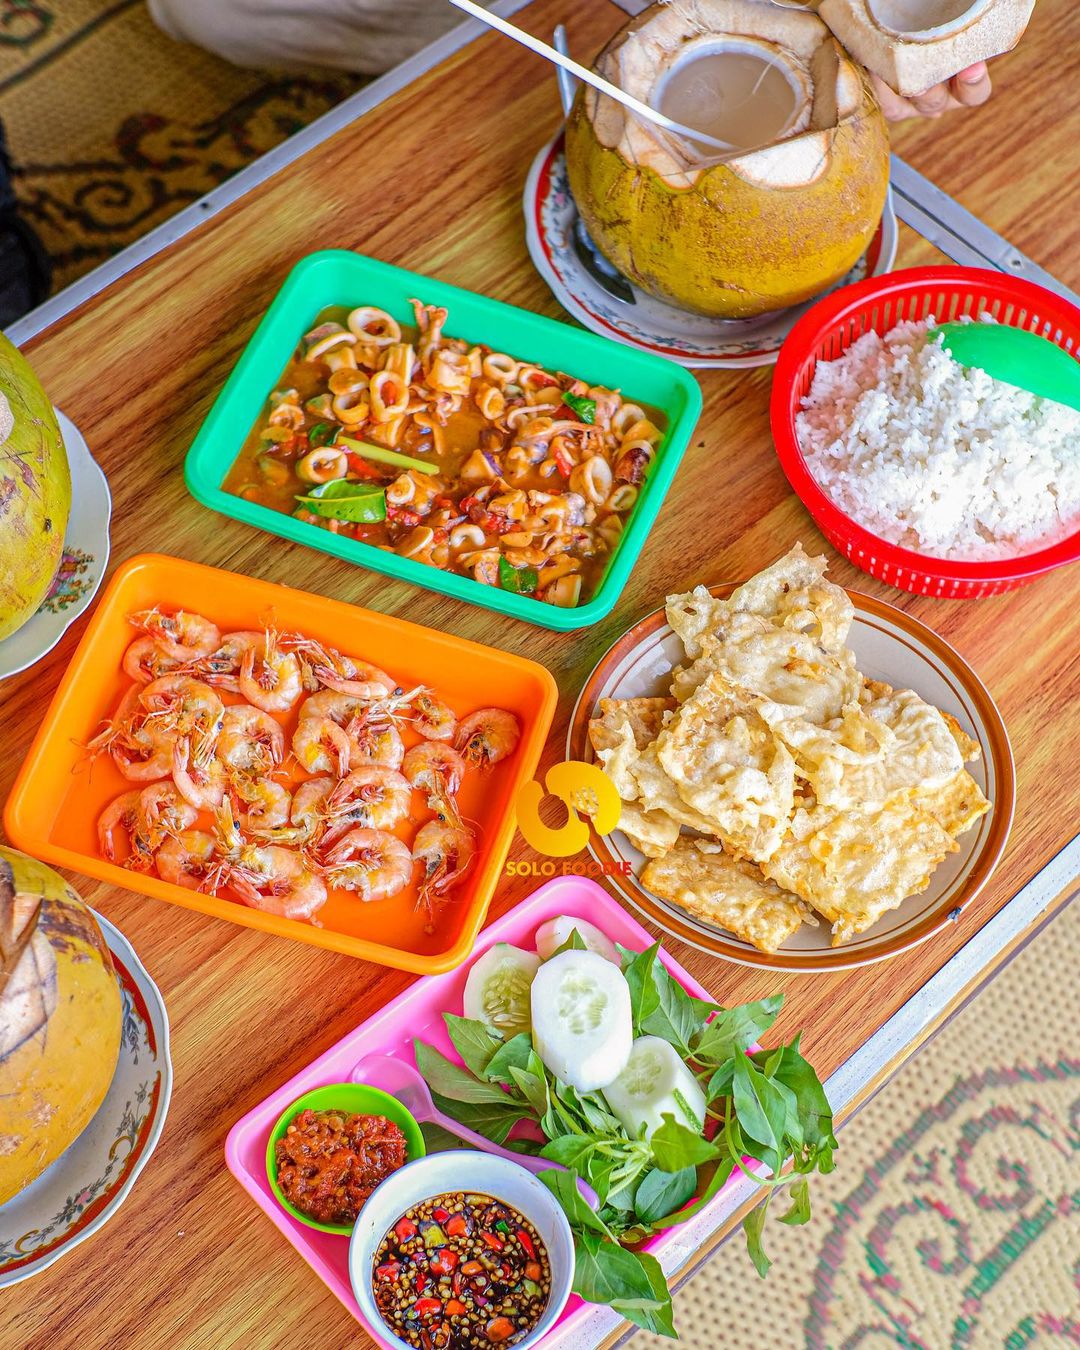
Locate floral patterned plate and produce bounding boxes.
[523,132,899,370]
[0,408,112,680]
[0,911,171,1287]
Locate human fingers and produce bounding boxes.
[870,72,922,122]
[949,61,993,107]
[909,80,954,117]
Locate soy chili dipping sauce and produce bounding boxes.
[372,1192,552,1349]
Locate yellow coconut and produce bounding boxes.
[565,0,891,320]
[0,333,71,641]
[0,848,122,1205]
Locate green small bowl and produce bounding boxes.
[266,1083,426,1235]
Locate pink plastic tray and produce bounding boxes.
[225,878,738,1345]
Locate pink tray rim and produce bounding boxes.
[225,877,741,1346]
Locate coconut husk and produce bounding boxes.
[818,0,1036,95]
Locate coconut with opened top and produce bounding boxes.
[564,0,890,320]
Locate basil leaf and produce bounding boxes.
[558,1083,623,1136]
[752,1037,837,1167]
[540,1136,597,1170]
[539,1170,614,1239]
[650,1116,720,1173]
[484,1032,535,1083]
[614,1251,676,1338]
[732,1055,794,1174]
[634,1166,697,1223]
[779,1175,812,1227]
[443,1014,502,1079]
[295,479,387,523]
[693,997,784,1064]
[429,1090,527,1146]
[619,942,662,1032]
[743,1194,773,1278]
[497,555,539,594]
[648,1157,737,1231]
[562,391,597,424]
[412,1039,512,1105]
[572,1231,666,1307]
[508,1065,550,1119]
[640,959,717,1055]
[548,927,587,958]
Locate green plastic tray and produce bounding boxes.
[184,250,702,629]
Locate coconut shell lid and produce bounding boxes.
[584,1,875,190]
[817,0,1036,96]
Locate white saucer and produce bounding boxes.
[524,132,899,370]
[0,911,172,1286]
[0,407,112,680]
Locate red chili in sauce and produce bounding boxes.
[274,1108,406,1225]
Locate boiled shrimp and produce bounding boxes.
[212,801,327,921]
[228,849,327,920]
[89,687,176,781]
[455,707,521,769]
[98,790,156,869]
[189,630,264,693]
[402,742,466,821]
[323,827,413,902]
[311,662,400,699]
[140,676,225,752]
[217,704,285,775]
[297,689,370,726]
[122,636,186,684]
[239,632,303,713]
[228,776,292,834]
[156,830,220,891]
[413,820,475,926]
[172,736,228,810]
[409,690,457,742]
[291,715,352,777]
[322,767,412,838]
[139,781,199,842]
[128,608,220,662]
[346,709,404,770]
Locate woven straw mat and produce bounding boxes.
[0,0,358,291]
[635,897,1079,1350]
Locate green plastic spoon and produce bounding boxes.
[935,321,1080,412]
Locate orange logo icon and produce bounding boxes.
[514,760,621,857]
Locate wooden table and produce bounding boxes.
[5,1,1079,1346]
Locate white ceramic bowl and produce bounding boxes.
[349,1151,575,1350]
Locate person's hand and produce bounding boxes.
[870,61,992,121]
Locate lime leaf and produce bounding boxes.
[296,479,386,523]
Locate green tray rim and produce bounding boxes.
[183,249,702,631]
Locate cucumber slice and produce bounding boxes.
[462,943,541,1039]
[530,950,632,1093]
[602,1036,707,1141]
[535,915,619,964]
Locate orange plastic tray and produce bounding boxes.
[4,555,557,974]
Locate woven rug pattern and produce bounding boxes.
[635,898,1079,1349]
[0,0,359,291]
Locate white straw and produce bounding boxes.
[446,0,742,155]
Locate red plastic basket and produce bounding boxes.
[770,266,1080,598]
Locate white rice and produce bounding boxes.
[796,317,1080,561]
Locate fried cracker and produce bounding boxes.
[762,798,957,944]
[641,838,814,954]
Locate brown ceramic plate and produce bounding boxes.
[566,584,1014,971]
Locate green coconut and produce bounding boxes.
[0,332,70,640]
[565,0,891,320]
